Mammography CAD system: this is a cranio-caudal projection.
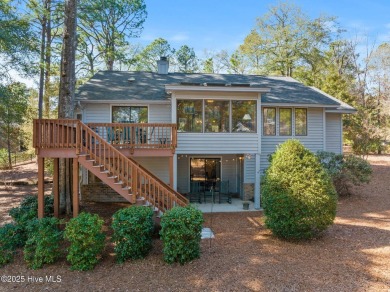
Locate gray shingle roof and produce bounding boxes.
[76,71,354,110]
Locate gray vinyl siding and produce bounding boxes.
[244,157,255,183]
[176,154,239,193]
[148,104,171,123]
[84,103,111,123]
[177,133,259,154]
[260,107,324,173]
[132,157,170,184]
[325,113,342,154]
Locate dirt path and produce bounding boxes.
[0,157,389,291]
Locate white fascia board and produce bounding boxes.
[261,103,339,108]
[325,109,357,114]
[165,85,271,93]
[78,100,170,104]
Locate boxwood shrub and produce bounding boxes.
[262,140,337,240]
[64,212,105,271]
[160,205,204,264]
[9,195,54,246]
[111,206,154,263]
[316,151,372,196]
[0,223,24,267]
[23,217,62,269]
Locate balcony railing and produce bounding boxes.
[87,123,177,151]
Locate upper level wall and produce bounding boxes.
[83,102,171,124]
[325,113,342,154]
[260,107,324,173]
[173,91,261,155]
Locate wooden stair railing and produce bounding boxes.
[33,119,188,212]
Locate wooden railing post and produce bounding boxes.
[76,120,80,154]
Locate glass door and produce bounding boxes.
[190,158,221,192]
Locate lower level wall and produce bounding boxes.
[81,183,127,203]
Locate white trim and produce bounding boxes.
[166,85,271,93]
[323,108,326,151]
[173,154,177,190]
[340,115,343,154]
[171,93,177,124]
[254,153,261,209]
[257,93,262,154]
[325,109,356,114]
[79,100,170,104]
[262,103,339,108]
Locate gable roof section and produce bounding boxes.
[76,71,353,110]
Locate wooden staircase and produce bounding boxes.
[33,119,188,213]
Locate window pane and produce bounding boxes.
[205,100,229,132]
[232,100,256,133]
[279,108,292,136]
[177,100,203,132]
[263,108,275,135]
[295,108,307,136]
[112,106,148,123]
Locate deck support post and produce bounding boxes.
[53,158,59,217]
[72,158,79,217]
[38,157,45,218]
[169,156,174,187]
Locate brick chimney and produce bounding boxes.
[157,56,169,74]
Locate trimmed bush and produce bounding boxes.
[9,195,54,245]
[111,206,154,263]
[64,212,105,271]
[23,217,62,269]
[262,140,337,240]
[160,206,204,264]
[0,223,24,267]
[316,151,372,195]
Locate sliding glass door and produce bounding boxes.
[190,158,221,192]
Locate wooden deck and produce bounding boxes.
[33,119,188,218]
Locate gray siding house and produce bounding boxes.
[75,59,355,209]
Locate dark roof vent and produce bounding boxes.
[203,82,226,87]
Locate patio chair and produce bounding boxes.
[189,181,202,203]
[216,180,231,204]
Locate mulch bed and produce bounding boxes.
[1,156,390,291]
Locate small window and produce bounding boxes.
[263,108,276,135]
[177,100,203,132]
[279,108,292,136]
[112,106,148,123]
[295,108,307,136]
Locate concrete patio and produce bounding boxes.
[193,198,261,213]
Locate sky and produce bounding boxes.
[12,0,390,87]
[139,0,390,55]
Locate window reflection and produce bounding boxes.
[232,100,256,132]
[205,100,229,132]
[177,100,203,132]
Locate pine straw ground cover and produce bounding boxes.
[0,156,390,291]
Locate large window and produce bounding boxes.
[232,100,257,132]
[205,100,229,132]
[295,108,307,136]
[112,106,148,123]
[279,108,292,136]
[177,100,203,132]
[263,108,276,136]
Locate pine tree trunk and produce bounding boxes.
[44,0,52,118]
[58,0,77,215]
[38,12,47,119]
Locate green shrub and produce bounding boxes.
[0,223,24,267]
[111,206,154,263]
[64,212,105,271]
[160,206,204,264]
[262,140,337,240]
[316,151,372,195]
[8,195,54,246]
[23,217,62,269]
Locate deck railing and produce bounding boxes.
[33,119,188,211]
[87,123,177,151]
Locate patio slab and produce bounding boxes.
[193,198,261,213]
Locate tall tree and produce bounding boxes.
[0,83,29,169]
[241,1,335,76]
[0,0,37,79]
[133,38,174,72]
[173,45,198,73]
[78,0,147,71]
[58,0,77,214]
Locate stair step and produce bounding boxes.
[92,164,103,167]
[114,181,123,185]
[100,170,109,174]
[107,175,118,179]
